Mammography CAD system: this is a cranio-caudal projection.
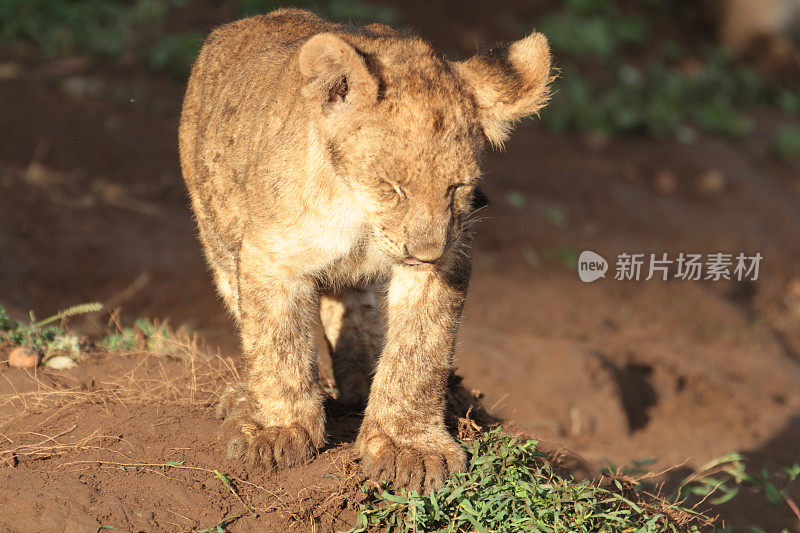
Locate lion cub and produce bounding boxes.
[179,9,550,491]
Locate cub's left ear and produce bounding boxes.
[452,32,552,148]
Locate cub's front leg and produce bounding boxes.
[217,238,325,469]
[357,245,472,492]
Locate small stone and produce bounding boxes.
[697,170,726,195]
[676,125,697,145]
[43,355,78,370]
[0,62,22,80]
[788,278,800,297]
[60,76,104,98]
[679,56,704,76]
[786,278,800,316]
[94,181,126,202]
[25,161,61,186]
[583,130,609,152]
[8,347,39,369]
[654,170,677,195]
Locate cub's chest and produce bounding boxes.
[262,198,383,277]
[308,209,392,285]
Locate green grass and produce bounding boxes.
[349,428,800,532]
[0,0,131,60]
[2,0,793,143]
[145,30,205,78]
[349,428,711,532]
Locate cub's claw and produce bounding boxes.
[359,433,466,493]
[216,384,317,470]
[245,424,315,469]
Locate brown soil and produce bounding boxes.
[1,3,800,531]
[0,343,367,532]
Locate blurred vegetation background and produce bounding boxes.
[0,0,797,155]
[0,0,397,76]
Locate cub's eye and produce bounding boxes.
[380,179,406,200]
[471,187,490,210]
[446,183,470,198]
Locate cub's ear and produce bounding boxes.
[453,32,552,148]
[297,33,378,114]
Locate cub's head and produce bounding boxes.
[297,29,551,265]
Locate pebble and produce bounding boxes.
[786,278,800,316]
[654,170,677,195]
[44,355,78,370]
[8,347,39,369]
[696,170,726,195]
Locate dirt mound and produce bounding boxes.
[0,338,496,532]
[0,344,357,531]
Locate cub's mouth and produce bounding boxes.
[402,257,425,266]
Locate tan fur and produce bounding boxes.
[179,8,551,490]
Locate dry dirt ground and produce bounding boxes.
[0,342,367,531]
[1,6,800,532]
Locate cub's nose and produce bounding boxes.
[406,241,446,263]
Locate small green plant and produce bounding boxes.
[350,428,710,532]
[195,515,242,533]
[748,463,800,517]
[675,453,800,523]
[0,303,101,360]
[102,317,175,354]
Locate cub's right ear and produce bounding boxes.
[297,33,378,114]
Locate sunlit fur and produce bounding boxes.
[179,8,551,491]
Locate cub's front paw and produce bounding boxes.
[215,384,319,470]
[358,432,466,493]
[221,419,316,469]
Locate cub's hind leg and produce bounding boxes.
[320,284,384,406]
[210,265,239,321]
[194,214,241,321]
